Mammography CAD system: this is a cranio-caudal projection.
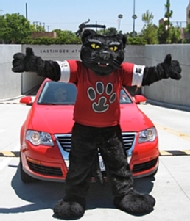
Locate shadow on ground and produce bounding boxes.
[0,163,155,215]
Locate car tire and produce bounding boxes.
[19,160,38,183]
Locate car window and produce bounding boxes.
[119,89,132,104]
[37,82,132,105]
[38,82,77,105]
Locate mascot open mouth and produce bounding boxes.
[98,62,109,67]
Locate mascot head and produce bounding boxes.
[80,29,127,76]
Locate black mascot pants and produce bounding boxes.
[64,122,133,204]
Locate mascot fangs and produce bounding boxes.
[12,27,181,219]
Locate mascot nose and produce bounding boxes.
[99,51,110,61]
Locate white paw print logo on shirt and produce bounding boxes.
[87,82,116,113]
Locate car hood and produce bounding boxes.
[28,104,154,134]
[28,105,75,134]
[120,104,154,131]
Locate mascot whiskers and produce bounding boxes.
[12,26,181,219]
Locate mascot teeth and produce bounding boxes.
[98,62,109,66]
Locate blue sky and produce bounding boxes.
[1,0,189,33]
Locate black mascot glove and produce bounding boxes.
[12,48,61,82]
[159,54,182,80]
[142,54,182,86]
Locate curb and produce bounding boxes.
[0,95,23,105]
[147,99,190,112]
[0,102,20,104]
[0,85,39,105]
[0,151,20,157]
[0,150,190,157]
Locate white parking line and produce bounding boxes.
[0,144,19,170]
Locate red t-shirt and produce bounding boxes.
[58,60,144,127]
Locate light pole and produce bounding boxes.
[132,0,137,36]
[117,14,123,33]
[25,2,28,19]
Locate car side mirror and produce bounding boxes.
[20,96,33,106]
[134,95,147,104]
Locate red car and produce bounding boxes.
[19,78,159,183]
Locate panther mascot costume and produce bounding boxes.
[12,29,181,219]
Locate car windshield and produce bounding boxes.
[38,82,77,105]
[37,82,132,105]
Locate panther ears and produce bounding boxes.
[81,29,96,43]
[81,29,127,48]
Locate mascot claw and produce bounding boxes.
[114,190,155,215]
[53,199,85,219]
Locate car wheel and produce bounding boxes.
[19,160,38,183]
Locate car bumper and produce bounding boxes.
[130,139,159,178]
[21,141,68,182]
[21,137,159,182]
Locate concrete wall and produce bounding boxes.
[0,44,189,110]
[124,45,145,65]
[0,45,22,99]
[143,44,190,108]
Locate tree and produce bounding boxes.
[158,24,166,43]
[170,26,181,43]
[164,0,173,43]
[2,13,32,43]
[142,10,154,26]
[0,14,5,43]
[185,9,190,42]
[52,29,81,44]
[141,10,158,44]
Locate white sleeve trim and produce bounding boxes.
[132,65,145,87]
[56,60,70,82]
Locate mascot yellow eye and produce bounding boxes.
[91,43,100,49]
[109,46,118,51]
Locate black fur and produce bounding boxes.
[54,199,85,218]
[114,189,155,214]
[12,48,61,81]
[142,54,181,86]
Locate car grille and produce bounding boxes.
[132,157,158,173]
[56,134,72,152]
[122,132,136,150]
[56,132,136,152]
[27,161,63,177]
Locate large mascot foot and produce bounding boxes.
[114,189,155,215]
[53,199,85,219]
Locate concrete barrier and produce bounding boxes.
[0,45,22,99]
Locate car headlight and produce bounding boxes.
[26,130,54,146]
[138,127,157,143]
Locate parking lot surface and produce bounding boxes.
[0,102,190,221]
